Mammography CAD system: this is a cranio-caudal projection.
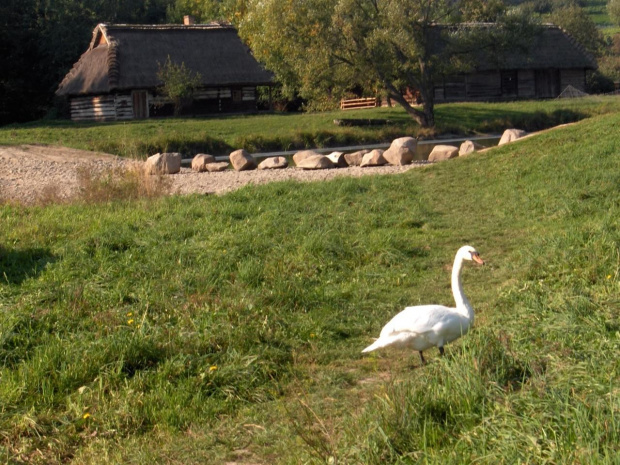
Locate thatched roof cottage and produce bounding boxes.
[56,21,274,122]
[432,24,598,102]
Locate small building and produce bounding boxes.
[56,21,274,122]
[433,24,597,102]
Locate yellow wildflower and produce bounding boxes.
[127,312,133,317]
[607,275,612,280]
[209,365,217,372]
[128,319,134,325]
[83,413,91,419]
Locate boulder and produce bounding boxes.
[428,145,459,162]
[360,149,387,167]
[296,154,335,170]
[326,151,347,167]
[191,153,216,172]
[498,129,527,146]
[145,152,182,175]
[344,149,368,166]
[258,156,288,170]
[205,162,229,172]
[459,140,483,156]
[229,149,257,171]
[383,137,417,165]
[293,149,322,166]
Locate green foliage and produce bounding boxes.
[156,56,203,116]
[165,0,247,24]
[0,0,174,125]
[609,0,620,27]
[549,4,605,56]
[240,0,539,128]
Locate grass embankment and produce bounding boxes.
[0,96,618,157]
[1,111,620,463]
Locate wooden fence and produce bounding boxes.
[340,97,379,110]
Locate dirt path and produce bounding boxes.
[0,144,426,204]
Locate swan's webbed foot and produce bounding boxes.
[418,351,426,365]
[439,346,445,357]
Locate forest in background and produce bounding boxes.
[1,0,619,126]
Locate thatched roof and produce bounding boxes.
[57,23,274,96]
[432,23,597,72]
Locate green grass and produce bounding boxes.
[2,107,620,463]
[1,96,618,158]
[582,0,612,26]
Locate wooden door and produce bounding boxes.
[132,91,148,119]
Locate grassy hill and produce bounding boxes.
[1,109,620,463]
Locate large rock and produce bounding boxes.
[326,151,347,168]
[344,149,369,166]
[459,140,482,156]
[360,149,387,167]
[145,152,182,175]
[296,154,335,170]
[293,149,322,166]
[205,162,229,172]
[258,156,288,170]
[191,153,216,172]
[229,149,257,171]
[428,145,459,162]
[383,137,417,165]
[498,129,527,146]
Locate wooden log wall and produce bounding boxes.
[70,86,260,121]
[560,69,586,92]
[517,70,536,98]
[70,95,116,122]
[468,72,501,99]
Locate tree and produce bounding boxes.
[240,0,538,128]
[157,56,203,115]
[608,0,620,28]
[549,5,604,57]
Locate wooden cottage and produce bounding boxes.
[56,22,274,121]
[432,24,597,102]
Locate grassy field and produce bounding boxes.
[1,96,618,158]
[1,102,620,463]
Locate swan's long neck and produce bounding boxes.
[451,255,474,322]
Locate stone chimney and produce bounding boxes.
[183,15,196,25]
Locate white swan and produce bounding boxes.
[362,245,484,364]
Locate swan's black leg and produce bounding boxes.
[419,351,426,364]
[439,346,445,356]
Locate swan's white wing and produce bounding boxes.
[379,305,454,338]
[377,305,470,349]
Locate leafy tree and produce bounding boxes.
[549,5,604,57]
[608,0,620,27]
[157,56,203,115]
[0,0,174,125]
[240,0,538,127]
[166,0,247,24]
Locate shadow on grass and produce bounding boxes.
[0,246,56,284]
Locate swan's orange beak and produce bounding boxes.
[472,253,485,265]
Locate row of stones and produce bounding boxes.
[145,128,527,175]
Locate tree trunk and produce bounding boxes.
[386,90,433,127]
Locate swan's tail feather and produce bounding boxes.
[361,338,386,353]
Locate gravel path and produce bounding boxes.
[0,144,427,205]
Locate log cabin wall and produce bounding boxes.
[70,95,117,121]
[560,69,587,91]
[517,70,536,98]
[70,86,260,121]
[434,67,580,103]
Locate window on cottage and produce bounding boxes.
[232,90,242,102]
